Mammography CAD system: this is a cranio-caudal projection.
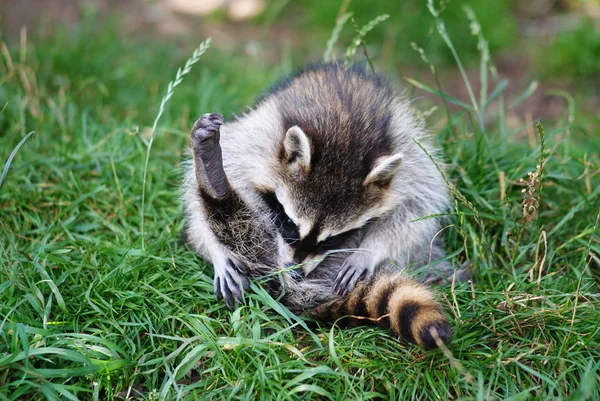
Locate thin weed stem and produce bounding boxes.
[140,39,211,249]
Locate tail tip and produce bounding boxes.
[419,321,452,350]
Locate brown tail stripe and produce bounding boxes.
[404,303,447,345]
[340,283,361,326]
[345,282,366,314]
[329,298,345,321]
[365,275,400,328]
[355,298,368,318]
[387,285,436,334]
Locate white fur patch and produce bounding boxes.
[363,153,404,186]
[283,125,311,172]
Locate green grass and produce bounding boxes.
[272,0,517,66]
[1,7,599,401]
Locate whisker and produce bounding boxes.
[323,248,367,256]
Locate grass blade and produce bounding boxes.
[140,38,211,249]
[405,77,474,110]
[324,12,352,62]
[0,131,35,190]
[484,79,509,109]
[508,80,539,110]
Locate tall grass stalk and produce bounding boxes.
[140,39,211,249]
[343,14,389,70]
[324,12,352,62]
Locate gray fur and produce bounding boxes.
[181,63,456,310]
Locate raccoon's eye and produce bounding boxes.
[320,235,344,248]
[280,215,300,243]
[318,228,360,250]
[260,191,300,243]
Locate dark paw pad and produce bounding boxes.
[192,113,230,198]
[192,113,224,151]
[419,321,452,350]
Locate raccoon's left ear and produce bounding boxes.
[283,126,311,173]
[364,153,403,187]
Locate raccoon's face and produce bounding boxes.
[262,125,404,265]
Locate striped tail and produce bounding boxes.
[310,270,452,349]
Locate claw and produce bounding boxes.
[214,277,223,301]
[212,258,250,308]
[225,270,242,304]
[346,270,363,295]
[333,261,370,296]
[192,113,224,135]
[332,263,352,295]
[232,261,250,291]
[334,270,358,296]
[222,279,234,308]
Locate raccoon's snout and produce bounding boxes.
[293,249,310,264]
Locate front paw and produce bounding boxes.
[192,112,224,153]
[191,113,230,199]
[332,256,374,297]
[214,258,250,308]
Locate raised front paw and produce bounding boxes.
[332,256,374,297]
[213,258,250,308]
[192,112,224,152]
[191,113,230,198]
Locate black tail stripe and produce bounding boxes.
[376,285,395,317]
[355,298,368,317]
[346,286,368,327]
[375,284,395,329]
[398,301,421,344]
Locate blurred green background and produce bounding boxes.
[2,0,599,128]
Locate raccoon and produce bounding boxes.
[182,63,455,349]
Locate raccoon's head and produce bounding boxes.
[254,63,405,266]
[262,125,403,265]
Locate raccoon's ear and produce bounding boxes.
[283,126,311,172]
[364,153,403,187]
